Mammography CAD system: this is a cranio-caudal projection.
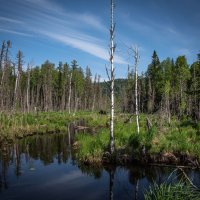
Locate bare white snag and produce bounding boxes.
[109,0,115,153]
[13,68,19,110]
[68,72,72,114]
[26,64,31,113]
[133,46,140,134]
[92,74,97,111]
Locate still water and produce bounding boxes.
[0,131,200,200]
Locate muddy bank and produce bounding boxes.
[78,150,200,169]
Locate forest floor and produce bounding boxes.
[0,111,200,167]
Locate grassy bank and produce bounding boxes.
[1,111,200,167]
[0,111,95,140]
[74,113,200,167]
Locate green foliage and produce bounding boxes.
[74,113,200,164]
[1,111,200,167]
[144,181,200,200]
[0,111,77,139]
[75,129,109,164]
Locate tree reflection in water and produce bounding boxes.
[0,132,200,200]
[0,140,10,190]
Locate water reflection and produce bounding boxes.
[0,140,9,190]
[0,130,200,200]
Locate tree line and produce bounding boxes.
[121,50,200,122]
[0,40,199,121]
[0,40,106,112]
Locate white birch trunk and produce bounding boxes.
[0,61,5,86]
[110,0,115,153]
[68,73,72,114]
[92,75,97,111]
[134,47,140,134]
[26,65,30,113]
[13,69,20,110]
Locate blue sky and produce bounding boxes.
[0,0,199,79]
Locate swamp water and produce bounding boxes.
[0,128,200,200]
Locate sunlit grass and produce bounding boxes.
[75,129,109,164]
[74,113,200,164]
[0,111,76,139]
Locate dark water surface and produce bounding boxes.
[0,132,200,200]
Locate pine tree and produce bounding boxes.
[190,53,200,120]
[174,56,191,118]
[146,50,161,112]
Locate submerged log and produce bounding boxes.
[74,125,90,130]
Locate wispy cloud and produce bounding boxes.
[0,16,24,24]
[0,28,32,37]
[43,171,83,187]
[38,30,127,64]
[23,0,64,13]
[69,13,107,32]
[22,0,107,32]
[0,0,127,65]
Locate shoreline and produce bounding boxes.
[0,111,200,169]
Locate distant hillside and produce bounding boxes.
[100,78,128,96]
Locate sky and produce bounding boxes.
[0,0,199,79]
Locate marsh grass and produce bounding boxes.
[74,113,200,165]
[144,168,200,200]
[1,111,200,165]
[75,129,109,164]
[0,111,79,139]
[144,181,200,200]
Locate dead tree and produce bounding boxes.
[26,64,31,113]
[13,50,23,111]
[92,74,97,111]
[0,41,11,110]
[109,0,116,154]
[0,40,6,71]
[68,72,72,114]
[134,47,140,134]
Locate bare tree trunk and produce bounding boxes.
[0,41,6,71]
[68,73,72,114]
[92,74,97,111]
[108,168,115,200]
[0,41,10,87]
[0,41,11,110]
[13,50,23,111]
[26,65,30,113]
[147,77,153,113]
[134,47,140,134]
[135,179,139,200]
[109,0,115,154]
[13,69,20,111]
[74,97,79,113]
